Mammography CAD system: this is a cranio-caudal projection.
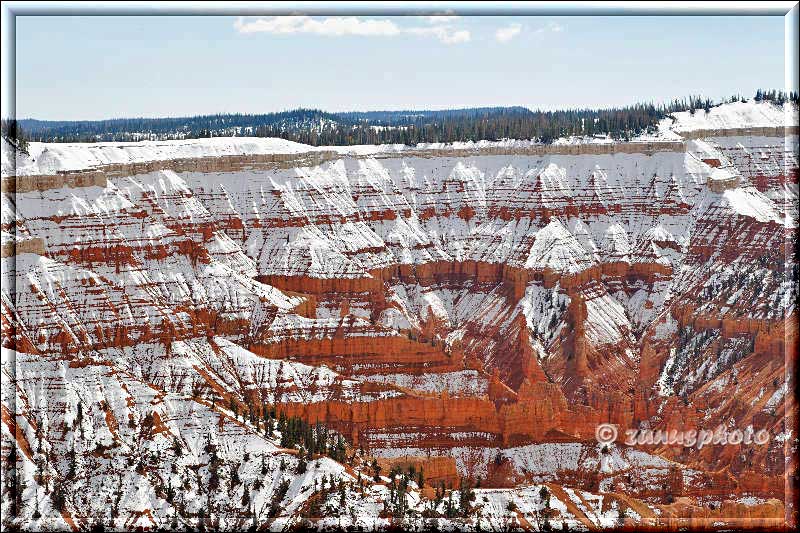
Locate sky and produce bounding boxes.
[12,14,787,120]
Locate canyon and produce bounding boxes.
[1,100,797,531]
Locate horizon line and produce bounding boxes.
[11,90,785,123]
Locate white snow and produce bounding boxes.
[3,136,315,177]
[661,101,795,133]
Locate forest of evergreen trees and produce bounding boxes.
[8,89,798,147]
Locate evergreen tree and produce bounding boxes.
[50,481,67,512]
[172,436,183,457]
[1,119,29,153]
[295,454,307,474]
[230,462,241,487]
[20,91,792,146]
[67,441,77,480]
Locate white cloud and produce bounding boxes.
[234,16,401,37]
[409,25,471,45]
[534,21,564,34]
[422,15,460,24]
[495,23,522,43]
[234,16,470,44]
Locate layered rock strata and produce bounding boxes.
[2,101,796,530]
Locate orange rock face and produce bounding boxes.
[3,126,796,529]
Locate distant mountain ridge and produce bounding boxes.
[13,90,798,146]
[18,107,542,145]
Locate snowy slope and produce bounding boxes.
[660,100,796,133]
[2,137,316,177]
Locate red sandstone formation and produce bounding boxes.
[2,105,796,530]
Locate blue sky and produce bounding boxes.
[14,15,786,120]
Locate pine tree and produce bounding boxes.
[6,447,27,519]
[67,441,77,480]
[249,504,258,532]
[617,502,627,528]
[50,481,67,512]
[295,454,307,474]
[1,119,29,153]
[540,485,550,508]
[172,436,183,457]
[231,462,241,487]
[372,459,382,482]
[32,492,41,520]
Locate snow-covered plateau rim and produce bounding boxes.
[2,101,797,178]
